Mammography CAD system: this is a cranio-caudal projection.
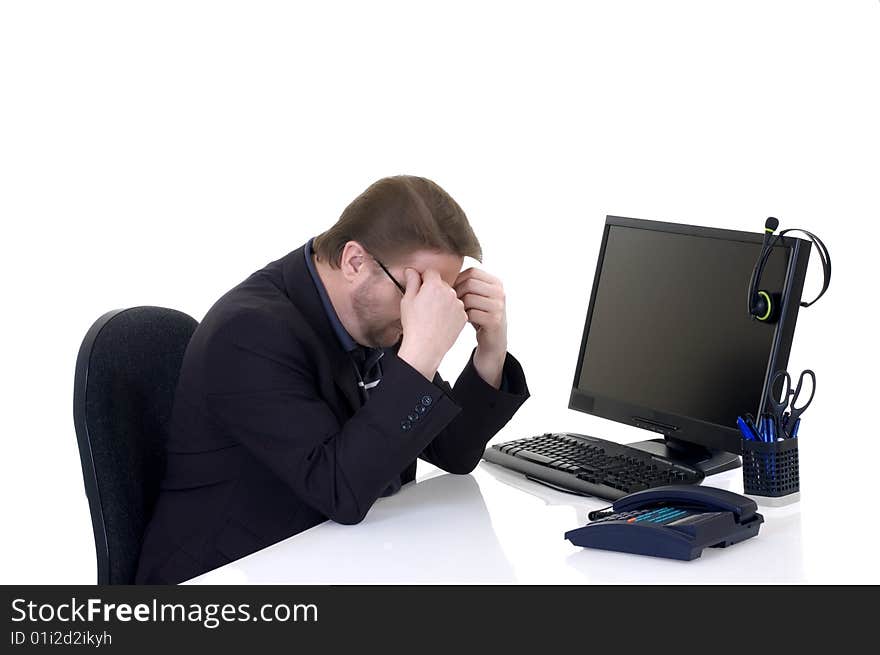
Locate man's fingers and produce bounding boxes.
[465,308,497,327]
[455,267,499,287]
[422,268,442,282]
[455,277,497,299]
[403,268,422,296]
[460,293,500,312]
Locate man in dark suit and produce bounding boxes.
[135,175,530,584]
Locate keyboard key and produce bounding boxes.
[515,450,556,466]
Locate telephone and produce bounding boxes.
[564,485,764,561]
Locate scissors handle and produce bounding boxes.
[787,369,816,422]
[766,370,792,421]
[766,368,816,438]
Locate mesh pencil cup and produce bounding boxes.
[741,438,799,499]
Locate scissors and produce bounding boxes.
[766,369,816,439]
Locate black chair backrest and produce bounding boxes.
[73,306,198,584]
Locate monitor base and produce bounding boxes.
[627,436,741,477]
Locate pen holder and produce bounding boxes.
[741,438,799,498]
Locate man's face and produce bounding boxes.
[351,248,463,349]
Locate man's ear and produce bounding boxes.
[340,241,367,282]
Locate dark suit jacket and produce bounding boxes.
[135,242,530,584]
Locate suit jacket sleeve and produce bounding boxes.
[201,310,526,526]
[419,346,530,474]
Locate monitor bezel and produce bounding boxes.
[568,215,811,455]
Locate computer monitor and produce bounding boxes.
[569,216,812,475]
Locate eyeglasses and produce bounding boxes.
[369,254,406,295]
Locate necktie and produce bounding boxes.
[351,345,384,402]
[350,345,400,496]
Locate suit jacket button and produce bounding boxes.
[408,412,419,422]
[421,395,433,407]
[401,420,412,431]
[415,404,427,415]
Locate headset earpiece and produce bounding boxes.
[750,290,778,322]
[747,217,780,322]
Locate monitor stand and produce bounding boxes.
[626,436,741,476]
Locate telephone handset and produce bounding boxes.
[613,485,759,521]
[564,485,764,561]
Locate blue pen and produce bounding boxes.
[746,416,761,441]
[763,415,774,443]
[790,417,800,439]
[737,416,757,441]
[745,414,761,440]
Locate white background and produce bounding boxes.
[1,1,877,584]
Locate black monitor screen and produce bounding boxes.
[576,223,789,431]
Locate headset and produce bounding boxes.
[747,216,831,323]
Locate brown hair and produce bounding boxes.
[312,175,482,269]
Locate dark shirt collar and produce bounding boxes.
[304,237,359,353]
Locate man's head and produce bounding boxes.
[311,176,482,349]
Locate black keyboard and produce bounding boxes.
[481,432,704,500]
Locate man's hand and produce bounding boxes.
[454,267,508,389]
[397,268,468,381]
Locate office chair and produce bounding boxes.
[73,306,198,584]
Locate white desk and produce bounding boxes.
[186,458,813,585]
